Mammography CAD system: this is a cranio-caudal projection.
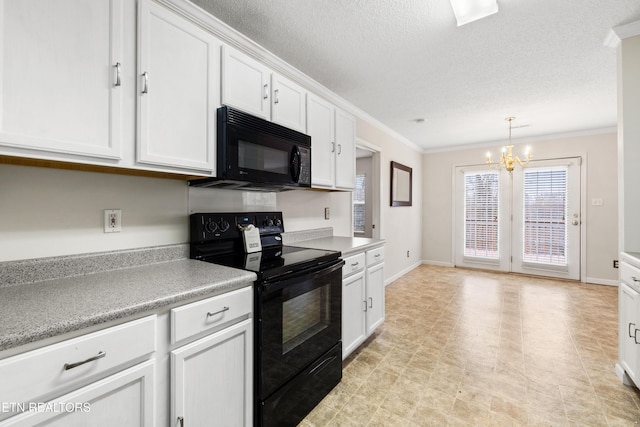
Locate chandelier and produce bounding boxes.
[486,117,531,172]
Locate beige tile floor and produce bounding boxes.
[300,264,640,426]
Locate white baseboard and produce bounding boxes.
[584,277,619,286]
[421,259,454,267]
[385,262,422,286]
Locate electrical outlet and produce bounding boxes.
[104,209,122,233]
[324,207,330,220]
[613,259,619,268]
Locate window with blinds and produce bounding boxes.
[353,174,366,234]
[522,167,568,265]
[464,171,499,259]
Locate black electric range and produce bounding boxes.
[190,212,344,427]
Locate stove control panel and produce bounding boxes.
[190,212,284,242]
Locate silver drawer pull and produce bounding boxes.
[632,276,640,283]
[631,323,636,338]
[374,254,381,258]
[64,351,106,371]
[636,329,640,345]
[141,72,149,94]
[369,297,373,308]
[207,306,229,317]
[351,262,359,268]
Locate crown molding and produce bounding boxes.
[158,0,423,154]
[423,126,617,154]
[604,20,640,48]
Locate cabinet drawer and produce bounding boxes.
[171,286,252,344]
[621,261,640,292]
[343,253,366,277]
[366,246,385,265]
[0,315,156,407]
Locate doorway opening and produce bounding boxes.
[354,140,381,239]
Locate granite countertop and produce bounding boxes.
[292,236,385,258]
[0,258,256,352]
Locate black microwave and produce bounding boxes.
[189,106,311,190]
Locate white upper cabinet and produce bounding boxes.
[271,74,307,133]
[221,46,271,120]
[222,45,307,133]
[306,93,355,190]
[306,94,336,188]
[0,0,124,161]
[334,109,356,190]
[137,0,219,173]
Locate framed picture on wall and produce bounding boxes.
[390,161,412,207]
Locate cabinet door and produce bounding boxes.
[137,0,219,173]
[334,109,356,190]
[342,271,366,360]
[306,94,335,188]
[0,0,123,160]
[221,46,271,120]
[3,361,155,426]
[172,318,252,427]
[365,262,385,336]
[271,74,306,133]
[620,283,640,384]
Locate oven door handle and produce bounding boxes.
[261,259,345,292]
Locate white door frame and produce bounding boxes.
[355,138,381,240]
[451,154,588,282]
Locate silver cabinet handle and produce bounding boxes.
[114,62,121,87]
[141,72,149,94]
[178,416,184,427]
[363,300,367,312]
[368,297,373,308]
[64,351,106,370]
[331,142,335,153]
[374,254,381,258]
[631,323,636,338]
[351,262,359,269]
[337,144,342,155]
[263,84,268,100]
[635,329,640,345]
[274,89,279,104]
[632,276,640,283]
[207,306,229,317]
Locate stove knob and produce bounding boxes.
[217,219,230,233]
[264,218,274,227]
[274,218,282,227]
[204,220,218,233]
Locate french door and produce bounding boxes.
[454,158,581,280]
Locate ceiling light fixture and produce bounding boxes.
[486,117,531,173]
[449,0,498,26]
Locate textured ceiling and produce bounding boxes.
[190,0,640,151]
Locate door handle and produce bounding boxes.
[571,220,579,226]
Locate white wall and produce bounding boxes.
[422,131,619,284]
[357,119,424,283]
[0,164,188,262]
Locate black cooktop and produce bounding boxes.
[199,245,341,281]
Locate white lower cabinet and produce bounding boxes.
[341,246,385,360]
[170,287,253,427]
[2,360,155,427]
[171,319,252,427]
[618,259,640,387]
[0,286,254,426]
[0,316,157,425]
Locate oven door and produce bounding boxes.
[257,259,343,399]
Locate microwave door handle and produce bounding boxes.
[290,146,301,183]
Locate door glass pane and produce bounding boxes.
[353,174,366,233]
[522,167,568,265]
[464,172,499,259]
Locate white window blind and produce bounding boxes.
[464,172,499,259]
[353,174,366,234]
[522,167,568,265]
